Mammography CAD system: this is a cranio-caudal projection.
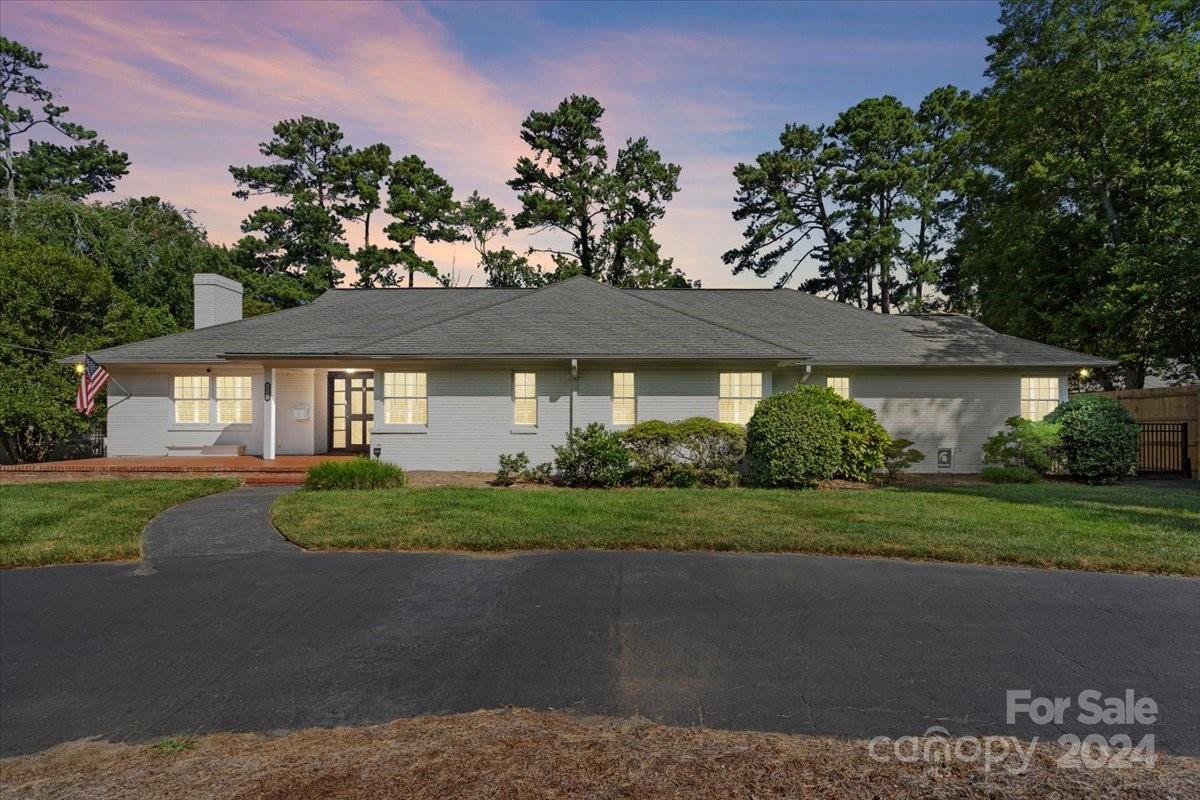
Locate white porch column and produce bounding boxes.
[264,367,276,460]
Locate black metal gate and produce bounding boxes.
[1138,423,1190,475]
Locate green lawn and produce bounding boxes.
[272,482,1200,575]
[0,479,239,568]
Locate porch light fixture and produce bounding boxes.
[372,445,381,459]
[74,363,85,375]
[344,368,358,374]
[1077,368,1091,380]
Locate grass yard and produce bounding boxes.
[273,482,1200,575]
[0,479,239,569]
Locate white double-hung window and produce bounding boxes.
[383,372,427,425]
[1020,376,1061,421]
[718,372,762,424]
[513,372,537,426]
[174,375,253,425]
[173,376,211,424]
[826,376,850,399]
[216,376,252,424]
[612,372,636,425]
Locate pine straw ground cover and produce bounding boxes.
[1,709,1195,800]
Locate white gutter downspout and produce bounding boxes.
[570,358,579,431]
[799,365,813,384]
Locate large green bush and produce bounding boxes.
[820,392,891,481]
[1045,396,1139,484]
[553,423,631,487]
[982,416,1062,474]
[305,457,407,490]
[622,417,745,486]
[745,387,842,487]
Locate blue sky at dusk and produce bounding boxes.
[2,0,1002,286]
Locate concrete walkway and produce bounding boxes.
[2,488,1197,758]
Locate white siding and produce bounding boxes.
[273,368,316,455]
[107,360,1067,474]
[371,360,775,472]
[105,365,265,456]
[371,362,570,471]
[774,367,1069,473]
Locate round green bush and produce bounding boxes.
[1045,395,1139,484]
[821,392,891,481]
[745,386,842,487]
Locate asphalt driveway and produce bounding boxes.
[2,487,1197,757]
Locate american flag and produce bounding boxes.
[75,354,110,416]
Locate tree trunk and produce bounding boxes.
[408,265,414,288]
[1123,361,1146,390]
[4,130,15,229]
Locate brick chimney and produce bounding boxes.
[193,274,243,329]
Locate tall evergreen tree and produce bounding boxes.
[0,37,128,217]
[509,94,688,286]
[723,124,848,295]
[337,142,397,288]
[384,155,465,288]
[229,116,353,290]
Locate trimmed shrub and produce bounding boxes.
[745,386,842,488]
[982,416,1062,474]
[882,438,926,483]
[822,393,891,481]
[305,457,407,490]
[494,452,530,486]
[622,417,745,487]
[553,423,631,488]
[1045,396,1139,484]
[495,452,555,486]
[981,465,1043,484]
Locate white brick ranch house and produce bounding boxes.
[77,274,1113,474]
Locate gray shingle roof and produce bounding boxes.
[81,276,1114,367]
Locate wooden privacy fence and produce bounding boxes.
[1076,385,1199,478]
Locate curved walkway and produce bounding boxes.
[141,485,298,563]
[2,489,1197,758]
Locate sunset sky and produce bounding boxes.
[3,0,1001,287]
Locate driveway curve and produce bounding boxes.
[2,487,1197,757]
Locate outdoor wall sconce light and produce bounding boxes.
[372,445,382,459]
[264,382,272,401]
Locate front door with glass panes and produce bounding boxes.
[328,371,373,453]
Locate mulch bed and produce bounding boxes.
[2,709,1194,799]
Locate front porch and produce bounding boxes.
[0,455,354,485]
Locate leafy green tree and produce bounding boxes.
[5,194,312,325]
[459,190,542,287]
[509,95,687,286]
[0,233,173,462]
[384,154,465,287]
[956,0,1200,386]
[229,116,353,290]
[0,37,128,215]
